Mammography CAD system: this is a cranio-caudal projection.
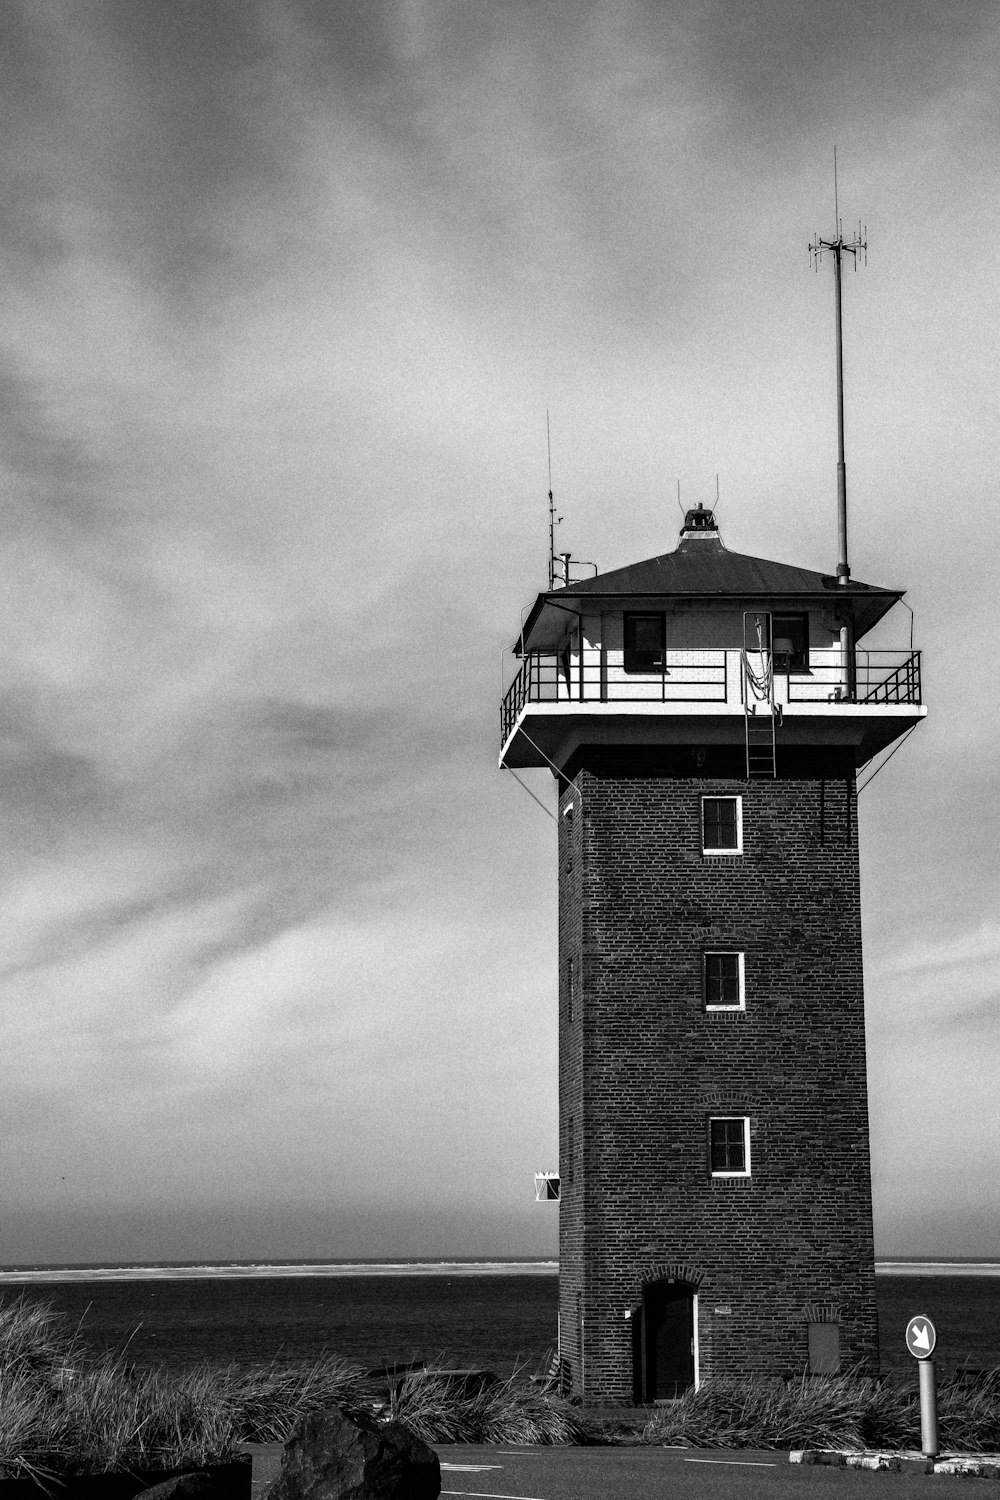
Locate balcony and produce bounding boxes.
[500,648,923,767]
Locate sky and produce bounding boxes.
[1,0,997,1266]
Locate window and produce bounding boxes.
[566,957,575,1023]
[772,613,809,672]
[709,1116,751,1177]
[704,951,745,1010]
[623,612,665,673]
[567,1117,575,1184]
[702,795,742,853]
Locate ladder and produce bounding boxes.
[745,703,777,779]
[742,611,777,779]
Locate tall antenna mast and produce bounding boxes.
[546,410,562,589]
[809,147,866,588]
[809,148,866,701]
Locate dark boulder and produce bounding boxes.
[263,1407,440,1500]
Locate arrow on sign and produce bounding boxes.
[906,1314,937,1359]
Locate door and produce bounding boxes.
[641,1281,695,1400]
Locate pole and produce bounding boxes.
[832,243,858,700]
[809,168,864,702]
[918,1358,939,1458]
[833,243,849,586]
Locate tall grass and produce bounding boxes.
[387,1370,589,1445]
[5,1293,996,1471]
[0,1296,374,1479]
[0,1294,585,1478]
[642,1371,1000,1453]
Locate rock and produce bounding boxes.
[264,1407,440,1500]
[136,1473,232,1499]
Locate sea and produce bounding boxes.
[1,1261,998,1384]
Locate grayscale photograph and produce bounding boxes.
[0,3,996,1496]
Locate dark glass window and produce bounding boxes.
[623,613,665,673]
[705,952,742,1008]
[709,1116,748,1175]
[772,613,809,672]
[702,796,740,851]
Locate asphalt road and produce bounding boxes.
[436,1446,941,1500]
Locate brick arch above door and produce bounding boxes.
[638,1261,706,1291]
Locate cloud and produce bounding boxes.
[0,0,997,1261]
[873,922,1000,982]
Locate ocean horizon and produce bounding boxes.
[0,1258,561,1284]
[1,1257,997,1284]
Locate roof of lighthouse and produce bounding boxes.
[516,506,904,653]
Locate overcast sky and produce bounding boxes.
[1,0,997,1266]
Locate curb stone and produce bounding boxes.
[790,1450,1000,1477]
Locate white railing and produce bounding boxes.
[501,649,921,743]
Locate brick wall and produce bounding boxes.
[557,752,878,1405]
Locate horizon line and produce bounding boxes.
[1,1255,998,1285]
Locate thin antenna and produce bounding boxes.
[546,411,562,590]
[809,151,866,700]
[809,151,866,587]
[714,473,720,512]
[676,479,684,516]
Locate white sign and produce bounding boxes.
[905,1315,937,1360]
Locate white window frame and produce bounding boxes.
[701,794,743,855]
[709,1115,751,1178]
[704,950,746,1012]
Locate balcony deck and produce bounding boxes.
[499,648,924,770]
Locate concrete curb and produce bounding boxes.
[790,1450,1000,1477]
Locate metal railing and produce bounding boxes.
[501,648,921,743]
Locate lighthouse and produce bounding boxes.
[500,504,925,1404]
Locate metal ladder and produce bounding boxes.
[742,611,777,779]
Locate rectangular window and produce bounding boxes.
[709,1116,751,1177]
[772,612,809,672]
[567,1117,575,1184]
[702,795,742,853]
[704,951,745,1010]
[623,612,665,673]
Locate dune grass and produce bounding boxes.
[386,1369,590,1445]
[0,1295,375,1480]
[641,1370,1000,1453]
[4,1292,998,1477]
[0,1293,585,1480]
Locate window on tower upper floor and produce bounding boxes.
[704,951,745,1011]
[708,1116,751,1177]
[772,612,809,672]
[623,612,666,673]
[702,795,742,853]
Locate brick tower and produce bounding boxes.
[500,506,925,1405]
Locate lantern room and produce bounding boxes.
[500,506,924,779]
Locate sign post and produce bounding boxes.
[905,1316,938,1459]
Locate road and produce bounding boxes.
[436,1445,939,1500]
